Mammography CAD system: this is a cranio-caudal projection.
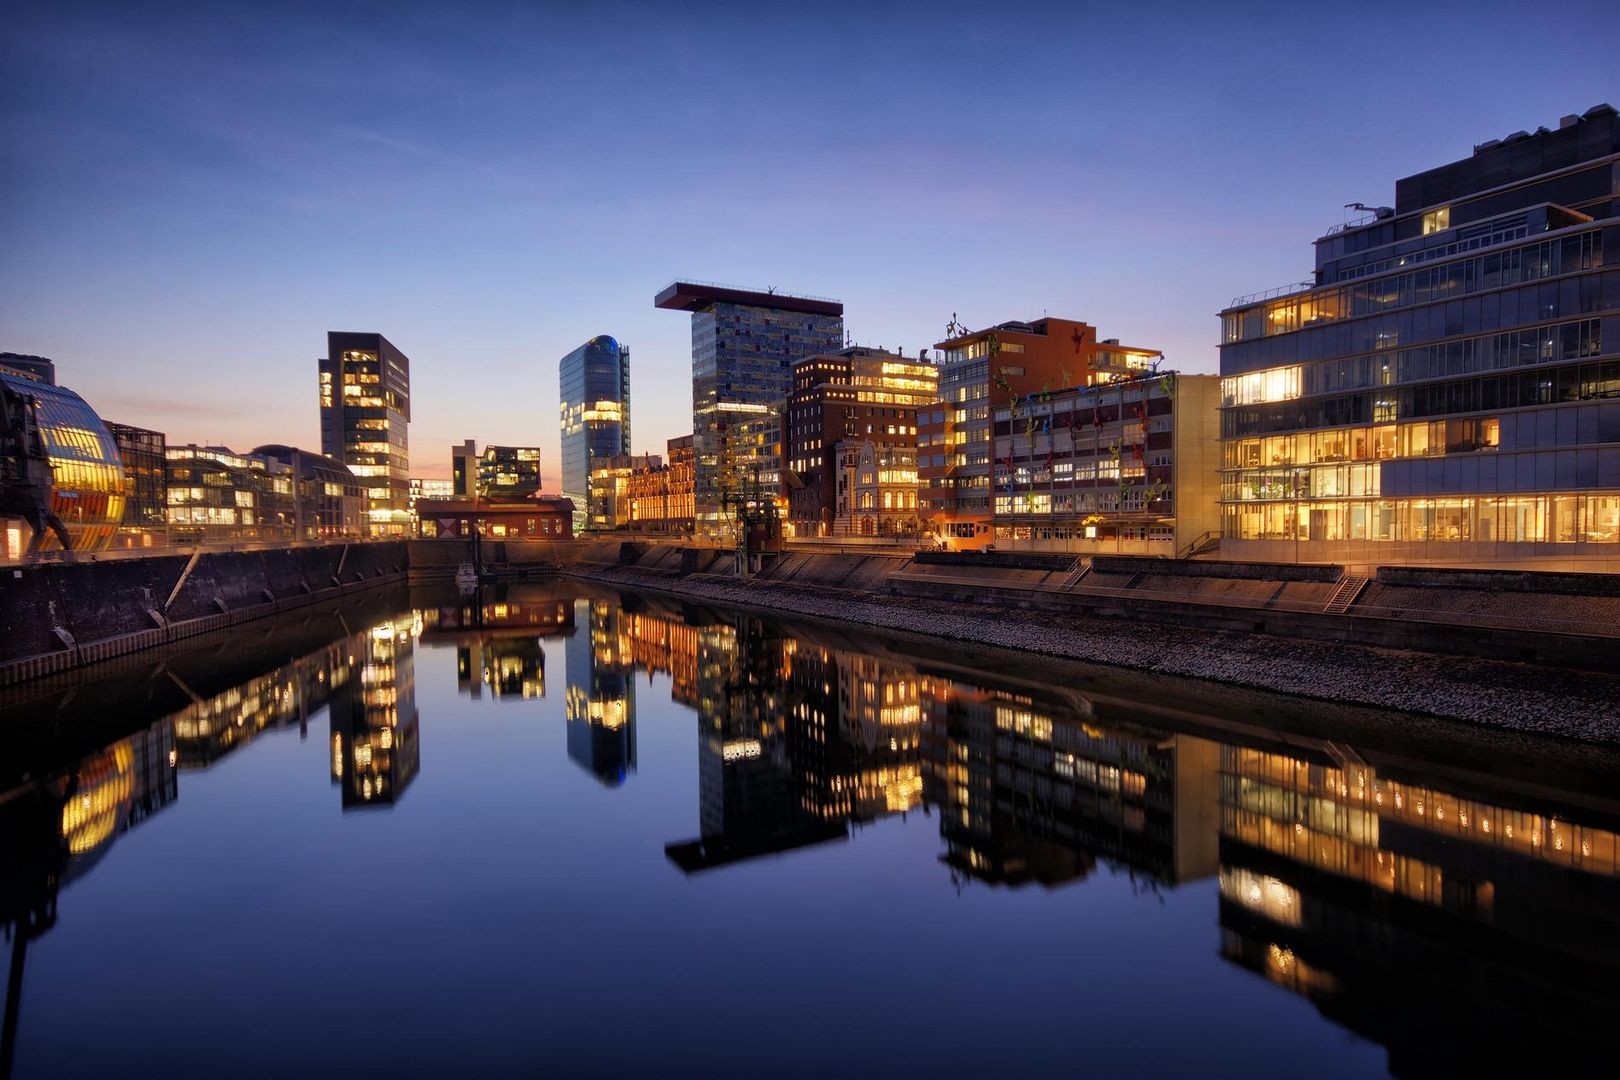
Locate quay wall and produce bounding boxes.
[0,537,584,683]
[562,539,1620,732]
[556,541,1620,671]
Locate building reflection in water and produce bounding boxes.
[417,591,574,701]
[6,591,1620,1074]
[1,720,177,1072]
[647,604,1216,889]
[564,599,637,786]
[1216,743,1620,1071]
[329,615,421,810]
[170,641,352,766]
[921,678,1219,890]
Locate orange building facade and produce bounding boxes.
[626,434,696,533]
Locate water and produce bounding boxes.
[3,582,1616,1078]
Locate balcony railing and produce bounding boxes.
[1227,279,1316,310]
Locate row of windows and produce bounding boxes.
[1223,359,1620,438]
[1222,319,1602,405]
[1222,493,1620,544]
[1224,230,1603,342]
[1221,269,1619,375]
[1334,216,1526,282]
[993,487,1166,516]
[1224,418,1501,470]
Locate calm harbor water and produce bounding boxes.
[3,583,1616,1078]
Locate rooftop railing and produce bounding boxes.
[1321,211,1379,237]
[1226,279,1316,310]
[661,278,842,305]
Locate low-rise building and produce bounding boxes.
[626,435,695,533]
[988,371,1221,556]
[414,495,574,540]
[253,444,367,540]
[835,441,921,536]
[164,445,296,544]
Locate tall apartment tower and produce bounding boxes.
[559,335,631,531]
[1217,104,1619,571]
[654,281,844,530]
[319,332,411,536]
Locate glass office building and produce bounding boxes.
[1,363,126,556]
[1218,104,1620,569]
[559,335,631,531]
[655,282,844,531]
[319,332,411,537]
[108,422,168,548]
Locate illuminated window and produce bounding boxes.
[1422,206,1450,235]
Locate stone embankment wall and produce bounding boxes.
[564,540,1620,733]
[0,537,589,684]
[0,542,411,682]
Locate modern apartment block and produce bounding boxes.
[988,372,1221,556]
[1218,104,1620,570]
[252,444,368,539]
[319,332,411,536]
[164,445,296,544]
[107,421,167,548]
[781,346,938,537]
[655,281,844,531]
[923,317,1164,547]
[559,335,631,531]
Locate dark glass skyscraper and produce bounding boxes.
[564,598,636,786]
[1218,104,1620,570]
[655,281,844,531]
[559,335,630,531]
[319,332,411,537]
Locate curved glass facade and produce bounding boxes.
[559,334,631,529]
[1,370,126,552]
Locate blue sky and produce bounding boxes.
[3,0,1614,484]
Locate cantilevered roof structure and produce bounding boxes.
[653,279,843,317]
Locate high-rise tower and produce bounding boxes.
[654,281,844,531]
[319,332,411,536]
[559,335,631,531]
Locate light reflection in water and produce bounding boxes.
[2,584,1618,1075]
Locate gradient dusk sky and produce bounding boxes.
[3,1,1614,485]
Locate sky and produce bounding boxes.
[3,0,1615,486]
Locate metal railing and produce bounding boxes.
[1227,280,1316,309]
[1175,530,1220,560]
[3,534,398,568]
[659,278,842,305]
[1321,211,1379,237]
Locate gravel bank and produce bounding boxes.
[571,566,1620,741]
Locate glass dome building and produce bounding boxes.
[0,367,127,556]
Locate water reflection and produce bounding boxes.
[329,615,420,810]
[3,584,1618,1074]
[565,599,637,786]
[419,595,572,699]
